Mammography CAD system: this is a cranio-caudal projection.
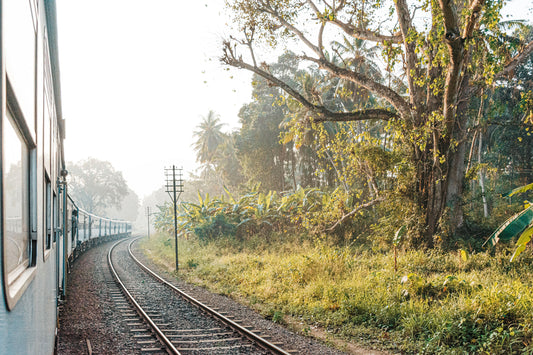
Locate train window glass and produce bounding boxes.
[45,176,52,249]
[43,29,53,171]
[83,214,87,241]
[3,0,36,135]
[88,216,92,239]
[54,192,59,243]
[3,111,30,281]
[30,149,37,246]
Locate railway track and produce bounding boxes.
[107,237,294,354]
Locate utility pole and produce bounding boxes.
[165,165,183,271]
[146,206,151,239]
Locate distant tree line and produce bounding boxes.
[68,158,139,221]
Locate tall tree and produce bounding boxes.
[68,158,129,214]
[192,110,226,166]
[213,131,246,190]
[236,75,289,191]
[222,0,533,245]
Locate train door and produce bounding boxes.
[57,181,66,299]
[71,209,78,246]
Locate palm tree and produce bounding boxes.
[192,110,225,165]
[330,37,383,110]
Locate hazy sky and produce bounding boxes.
[57,0,252,198]
[56,0,531,199]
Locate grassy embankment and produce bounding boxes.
[140,233,533,354]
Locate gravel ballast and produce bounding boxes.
[57,237,389,354]
[57,239,140,354]
[131,238,389,355]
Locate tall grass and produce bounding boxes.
[140,233,533,354]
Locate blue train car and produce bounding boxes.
[1,0,64,353]
[0,1,132,353]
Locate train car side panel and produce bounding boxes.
[1,1,134,353]
[0,0,59,353]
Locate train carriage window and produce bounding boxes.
[53,192,59,242]
[3,111,30,280]
[3,106,38,309]
[88,216,92,239]
[45,176,52,250]
[82,214,87,241]
[3,0,36,135]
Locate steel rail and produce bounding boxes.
[107,239,181,355]
[128,237,291,355]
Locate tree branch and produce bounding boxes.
[240,28,258,67]
[306,0,402,44]
[395,0,422,107]
[233,1,412,120]
[305,55,412,119]
[326,197,385,231]
[259,0,322,57]
[497,41,533,79]
[312,108,398,122]
[221,42,398,123]
[318,21,325,57]
[462,0,485,39]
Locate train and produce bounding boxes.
[0,0,132,353]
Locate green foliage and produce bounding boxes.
[153,202,175,235]
[269,310,285,324]
[194,213,237,243]
[142,233,533,354]
[393,225,406,272]
[460,249,469,262]
[154,184,395,246]
[393,225,406,247]
[510,226,533,262]
[482,183,533,262]
[222,0,533,246]
[193,110,226,165]
[191,110,245,194]
[506,183,533,197]
[186,258,199,268]
[235,59,297,192]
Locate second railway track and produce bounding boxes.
[108,237,294,355]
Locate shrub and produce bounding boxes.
[194,214,237,242]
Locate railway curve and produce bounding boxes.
[58,237,352,354]
[109,237,285,354]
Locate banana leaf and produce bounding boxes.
[483,205,533,247]
[510,226,533,262]
[503,182,533,197]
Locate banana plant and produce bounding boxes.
[510,227,533,262]
[483,183,533,262]
[156,186,349,240]
[393,225,406,273]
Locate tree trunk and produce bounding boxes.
[291,149,297,190]
[413,147,438,247]
[478,133,489,218]
[445,138,466,231]
[413,115,468,245]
